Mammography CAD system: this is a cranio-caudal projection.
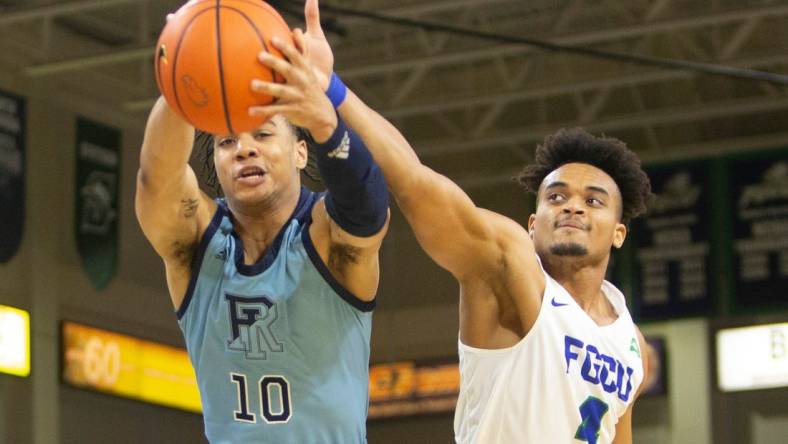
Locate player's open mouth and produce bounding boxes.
[236,166,267,184]
[237,166,266,179]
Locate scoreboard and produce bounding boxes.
[61,322,202,413]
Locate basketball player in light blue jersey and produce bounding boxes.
[256,3,654,441]
[135,2,389,442]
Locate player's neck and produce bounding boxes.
[544,257,615,318]
[229,185,301,263]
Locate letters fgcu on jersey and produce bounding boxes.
[178,189,373,444]
[455,265,643,444]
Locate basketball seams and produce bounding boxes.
[226,0,292,31]
[221,6,272,54]
[221,1,289,86]
[215,0,234,135]
[221,5,285,101]
[159,1,291,134]
[170,7,215,125]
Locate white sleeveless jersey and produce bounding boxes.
[454,267,644,444]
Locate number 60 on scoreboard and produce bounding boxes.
[61,321,202,413]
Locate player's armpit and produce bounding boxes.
[136,175,217,311]
[309,198,389,302]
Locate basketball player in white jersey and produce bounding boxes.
[253,2,651,442]
[371,130,652,444]
[360,127,651,444]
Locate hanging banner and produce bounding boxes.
[0,89,25,263]
[729,149,788,309]
[631,161,714,320]
[75,118,121,290]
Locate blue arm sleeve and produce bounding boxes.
[314,116,389,237]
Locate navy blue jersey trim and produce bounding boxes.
[233,187,318,276]
[301,219,377,313]
[176,201,226,320]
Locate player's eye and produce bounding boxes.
[548,193,566,203]
[253,131,272,139]
[217,137,237,147]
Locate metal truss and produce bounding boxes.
[0,0,786,188]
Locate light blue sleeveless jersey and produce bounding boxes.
[177,187,374,444]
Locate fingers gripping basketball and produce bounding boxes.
[155,0,293,135]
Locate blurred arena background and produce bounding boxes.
[0,0,787,442]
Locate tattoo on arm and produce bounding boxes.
[328,243,362,279]
[181,198,198,218]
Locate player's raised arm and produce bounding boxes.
[254,0,540,289]
[342,90,540,280]
[135,97,215,307]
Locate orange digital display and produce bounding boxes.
[368,360,459,419]
[62,321,460,418]
[61,322,202,413]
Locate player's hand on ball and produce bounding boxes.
[249,29,337,143]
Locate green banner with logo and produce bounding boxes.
[75,117,121,290]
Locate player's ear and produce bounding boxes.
[612,222,626,249]
[527,214,536,239]
[294,139,308,170]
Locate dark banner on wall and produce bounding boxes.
[0,89,25,263]
[729,149,788,309]
[631,161,714,320]
[75,118,121,291]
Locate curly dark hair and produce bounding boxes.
[514,127,651,224]
[195,121,321,196]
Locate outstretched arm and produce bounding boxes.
[254,0,544,343]
[306,1,545,347]
[337,92,517,279]
[135,97,215,308]
[295,0,526,279]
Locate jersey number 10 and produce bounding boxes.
[231,373,292,424]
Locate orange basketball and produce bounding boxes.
[154,0,293,135]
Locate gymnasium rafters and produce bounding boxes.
[0,0,787,188]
